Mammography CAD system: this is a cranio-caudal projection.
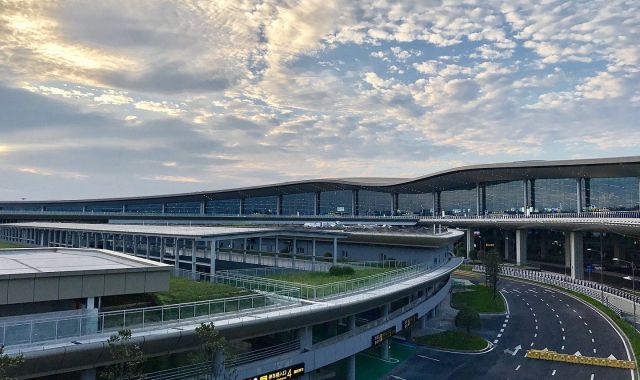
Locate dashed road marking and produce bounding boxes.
[515,365,521,371]
[530,342,534,347]
[589,329,592,334]
[502,323,507,328]
[494,339,499,344]
[552,369,557,376]
[500,328,504,333]
[561,345,565,350]
[579,315,582,319]
[562,336,566,340]
[591,338,595,343]
[534,333,537,338]
[498,333,502,338]
[418,355,441,362]
[561,328,565,332]
[535,326,538,330]
[590,374,594,380]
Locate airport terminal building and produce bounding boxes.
[0,156,639,379]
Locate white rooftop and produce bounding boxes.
[3,222,346,239]
[0,248,168,277]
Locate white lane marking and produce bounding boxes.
[552,369,557,376]
[552,308,555,312]
[390,376,407,380]
[579,315,582,319]
[494,339,499,344]
[561,345,565,350]
[530,307,533,311]
[535,319,538,323]
[589,329,592,334]
[559,321,563,325]
[503,323,507,328]
[556,314,560,318]
[500,328,505,333]
[594,348,597,354]
[590,374,594,380]
[566,304,570,307]
[584,322,588,326]
[516,365,521,371]
[498,334,502,338]
[535,326,538,330]
[563,336,566,340]
[418,355,441,362]
[592,338,595,343]
[534,333,537,338]
[506,315,510,319]
[573,309,577,313]
[561,328,565,332]
[530,342,534,347]
[526,302,530,306]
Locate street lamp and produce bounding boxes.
[613,257,636,326]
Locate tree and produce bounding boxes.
[484,252,501,301]
[195,322,227,378]
[455,307,481,335]
[468,249,478,261]
[99,329,145,380]
[0,346,24,380]
[454,244,466,257]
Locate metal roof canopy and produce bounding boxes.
[2,222,348,240]
[1,155,638,203]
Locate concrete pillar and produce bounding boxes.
[314,191,320,216]
[613,235,623,259]
[146,236,150,259]
[333,237,338,265]
[475,183,482,216]
[380,304,390,360]
[191,239,197,278]
[347,354,356,380]
[564,233,571,270]
[292,238,297,267]
[504,231,511,260]
[160,237,165,263]
[275,237,279,267]
[464,229,473,258]
[312,239,316,271]
[516,229,527,265]
[298,325,312,350]
[175,238,180,270]
[210,240,217,282]
[570,232,584,279]
[258,237,263,265]
[243,238,247,263]
[351,189,358,217]
[133,235,138,256]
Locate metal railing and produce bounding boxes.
[473,265,630,316]
[423,211,640,220]
[215,261,440,300]
[0,288,300,347]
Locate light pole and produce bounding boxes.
[586,234,605,302]
[613,257,636,326]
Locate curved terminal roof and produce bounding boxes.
[2,156,639,205]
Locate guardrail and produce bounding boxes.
[423,211,640,220]
[472,265,633,317]
[216,261,439,300]
[0,288,300,347]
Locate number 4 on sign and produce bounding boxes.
[504,345,522,356]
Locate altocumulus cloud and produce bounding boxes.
[0,0,638,200]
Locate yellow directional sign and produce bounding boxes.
[525,349,636,369]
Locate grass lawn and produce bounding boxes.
[0,242,26,249]
[102,277,252,311]
[458,264,474,272]
[451,285,505,313]
[153,277,252,305]
[414,330,487,350]
[265,267,394,286]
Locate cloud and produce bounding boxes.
[143,175,202,183]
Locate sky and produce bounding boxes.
[0,0,639,201]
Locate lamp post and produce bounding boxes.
[586,234,605,302]
[613,257,636,326]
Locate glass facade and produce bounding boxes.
[86,205,124,213]
[127,204,163,213]
[587,177,639,211]
[282,193,315,215]
[534,178,577,213]
[45,205,84,212]
[440,188,476,216]
[165,202,201,214]
[244,196,278,215]
[398,193,433,216]
[206,199,240,215]
[319,190,352,215]
[358,190,392,216]
[485,181,524,214]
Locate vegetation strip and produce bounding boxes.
[452,285,506,313]
[414,330,488,351]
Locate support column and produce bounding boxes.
[146,236,150,259]
[258,237,263,265]
[380,304,390,360]
[312,239,316,271]
[276,194,283,216]
[504,231,511,260]
[292,238,297,267]
[333,237,338,265]
[243,238,247,263]
[613,235,623,259]
[391,192,399,216]
[275,236,279,267]
[584,178,591,210]
[539,230,548,259]
[191,239,197,278]
[570,232,584,279]
[160,237,165,263]
[351,190,358,217]
[174,238,180,270]
[516,229,527,265]
[523,180,530,215]
[464,229,473,258]
[564,233,571,271]
[314,191,320,216]
[210,240,217,282]
[133,235,138,256]
[475,183,481,216]
[298,325,312,350]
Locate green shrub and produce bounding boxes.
[323,252,333,258]
[329,266,355,276]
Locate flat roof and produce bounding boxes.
[0,248,168,277]
[2,222,347,239]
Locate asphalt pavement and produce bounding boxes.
[386,277,635,380]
